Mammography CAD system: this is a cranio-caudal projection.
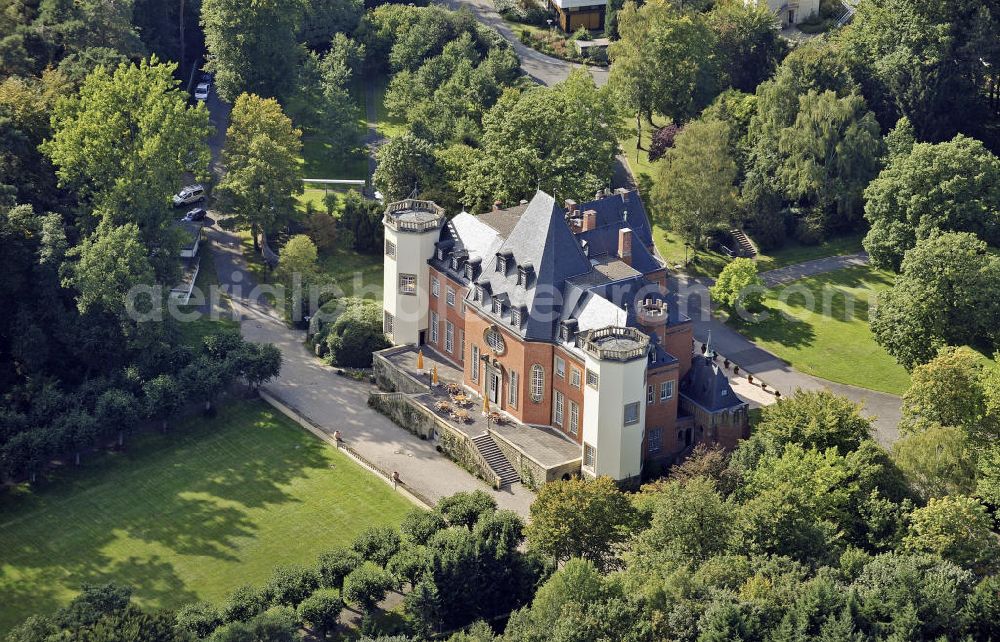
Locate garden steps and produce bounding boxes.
[472,433,520,488]
[730,228,758,258]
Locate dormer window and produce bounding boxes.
[474,285,483,301]
[517,266,525,285]
[450,256,458,271]
[511,307,522,327]
[436,248,445,261]
[465,264,474,280]
[559,319,577,343]
[496,256,506,273]
[492,298,503,315]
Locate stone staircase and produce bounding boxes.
[730,228,758,258]
[472,433,520,487]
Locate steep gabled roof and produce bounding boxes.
[681,354,744,412]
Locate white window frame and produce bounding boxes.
[431,277,440,297]
[570,368,581,389]
[446,287,456,307]
[445,321,454,353]
[624,401,639,426]
[430,312,439,344]
[586,369,599,390]
[647,385,654,404]
[385,239,396,258]
[383,311,394,336]
[553,390,564,426]
[584,443,596,470]
[530,364,544,403]
[569,401,579,435]
[509,370,518,408]
[660,380,674,401]
[511,308,521,327]
[492,298,503,315]
[471,345,479,383]
[648,427,662,453]
[554,356,565,379]
[399,273,417,295]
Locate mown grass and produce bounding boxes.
[727,265,912,394]
[0,400,412,631]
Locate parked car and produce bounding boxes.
[173,185,206,207]
[183,207,207,222]
[194,82,210,101]
[200,72,212,84]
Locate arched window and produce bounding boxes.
[530,364,544,402]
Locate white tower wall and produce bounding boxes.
[382,200,445,346]
[581,350,647,482]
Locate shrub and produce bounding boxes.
[222,584,268,623]
[436,490,497,528]
[175,601,223,638]
[317,547,364,589]
[710,258,765,312]
[325,301,391,367]
[401,508,447,544]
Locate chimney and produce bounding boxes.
[618,227,633,265]
[564,198,578,212]
[582,209,598,232]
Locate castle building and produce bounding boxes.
[382,190,749,483]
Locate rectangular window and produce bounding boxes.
[647,385,654,404]
[660,380,674,401]
[383,311,394,336]
[399,273,417,295]
[384,239,396,258]
[430,312,439,344]
[431,277,439,297]
[586,369,599,390]
[624,401,639,425]
[511,308,521,327]
[584,443,596,469]
[648,427,662,453]
[471,345,479,382]
[446,287,455,306]
[492,298,503,315]
[509,370,518,408]
[445,322,454,353]
[569,401,579,435]
[460,331,465,362]
[554,356,565,379]
[553,390,564,426]
[570,368,581,389]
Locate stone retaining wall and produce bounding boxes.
[373,347,430,394]
[490,430,581,490]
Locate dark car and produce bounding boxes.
[183,207,207,222]
[200,72,212,84]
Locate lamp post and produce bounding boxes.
[546,18,554,38]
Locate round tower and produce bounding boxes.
[577,326,650,483]
[382,199,446,346]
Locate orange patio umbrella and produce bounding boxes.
[416,349,423,370]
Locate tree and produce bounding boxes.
[95,388,140,448]
[903,495,999,574]
[175,602,223,638]
[352,525,402,566]
[297,589,343,637]
[401,507,447,544]
[892,426,978,501]
[527,477,636,570]
[42,58,210,261]
[708,0,786,93]
[68,222,156,320]
[710,257,764,312]
[339,191,385,254]
[755,390,874,454]
[609,0,720,129]
[342,562,394,614]
[863,135,1000,272]
[977,443,1000,509]
[236,343,282,392]
[372,134,438,202]
[201,0,301,101]
[404,578,443,638]
[386,544,429,588]
[221,585,268,623]
[264,565,319,608]
[210,607,299,642]
[900,346,992,437]
[776,90,883,237]
[647,124,680,162]
[464,70,623,210]
[316,548,363,589]
[277,235,318,284]
[653,118,738,246]
[436,490,497,529]
[870,232,1000,370]
[217,94,303,251]
[300,0,363,48]
[142,374,182,432]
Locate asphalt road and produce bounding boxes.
[436,0,608,87]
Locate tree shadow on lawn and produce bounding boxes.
[729,304,817,349]
[0,402,332,627]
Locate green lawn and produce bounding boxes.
[0,401,412,631]
[754,233,866,272]
[619,118,664,188]
[374,75,409,141]
[296,81,369,181]
[653,226,732,278]
[728,265,912,394]
[319,241,384,301]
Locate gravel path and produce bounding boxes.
[759,252,870,287]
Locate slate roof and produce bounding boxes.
[680,354,744,412]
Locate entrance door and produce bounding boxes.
[787,9,794,25]
[488,371,501,405]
